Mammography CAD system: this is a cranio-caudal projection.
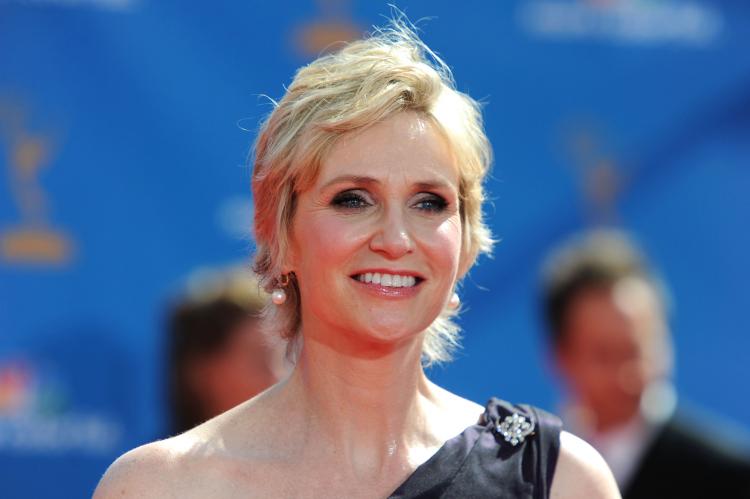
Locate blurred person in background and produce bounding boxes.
[541,229,750,499]
[166,267,290,435]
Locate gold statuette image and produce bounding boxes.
[0,101,75,265]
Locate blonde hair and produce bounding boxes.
[252,20,493,364]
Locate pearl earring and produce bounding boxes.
[271,273,290,305]
[271,288,287,305]
[448,292,460,309]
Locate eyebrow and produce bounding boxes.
[320,175,456,191]
[321,175,379,190]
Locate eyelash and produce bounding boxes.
[331,191,372,210]
[413,194,448,213]
[330,190,448,213]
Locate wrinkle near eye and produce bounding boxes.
[308,194,331,209]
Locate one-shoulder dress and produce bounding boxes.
[388,398,563,499]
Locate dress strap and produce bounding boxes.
[522,404,563,499]
[483,399,562,499]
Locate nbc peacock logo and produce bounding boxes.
[0,357,122,455]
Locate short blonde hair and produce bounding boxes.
[252,20,493,364]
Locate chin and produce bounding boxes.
[357,317,426,343]
[333,315,432,356]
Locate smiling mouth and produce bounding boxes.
[350,272,423,288]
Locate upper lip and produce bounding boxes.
[350,268,425,279]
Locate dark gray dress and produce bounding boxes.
[389,398,562,499]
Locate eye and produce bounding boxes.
[331,189,372,210]
[413,193,448,213]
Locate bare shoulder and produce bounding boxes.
[93,427,232,499]
[429,381,484,421]
[550,431,621,499]
[94,395,290,499]
[93,439,178,499]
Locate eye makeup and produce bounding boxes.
[330,189,373,210]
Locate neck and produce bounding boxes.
[279,333,444,477]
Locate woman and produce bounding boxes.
[95,21,619,499]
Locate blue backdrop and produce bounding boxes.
[1,1,749,497]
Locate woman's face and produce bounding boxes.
[288,112,463,355]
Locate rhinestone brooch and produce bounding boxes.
[495,412,535,446]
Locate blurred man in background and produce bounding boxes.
[541,230,750,499]
[166,267,290,435]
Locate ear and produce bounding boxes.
[279,248,296,277]
[278,209,299,276]
[456,243,475,280]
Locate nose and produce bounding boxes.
[369,205,415,259]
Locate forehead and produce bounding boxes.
[315,112,458,187]
[566,281,664,347]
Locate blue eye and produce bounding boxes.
[331,190,371,210]
[414,194,448,213]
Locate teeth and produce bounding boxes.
[355,272,418,288]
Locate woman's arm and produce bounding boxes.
[550,431,621,499]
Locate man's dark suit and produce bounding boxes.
[623,413,750,499]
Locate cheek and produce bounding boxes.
[292,213,368,274]
[424,215,463,269]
